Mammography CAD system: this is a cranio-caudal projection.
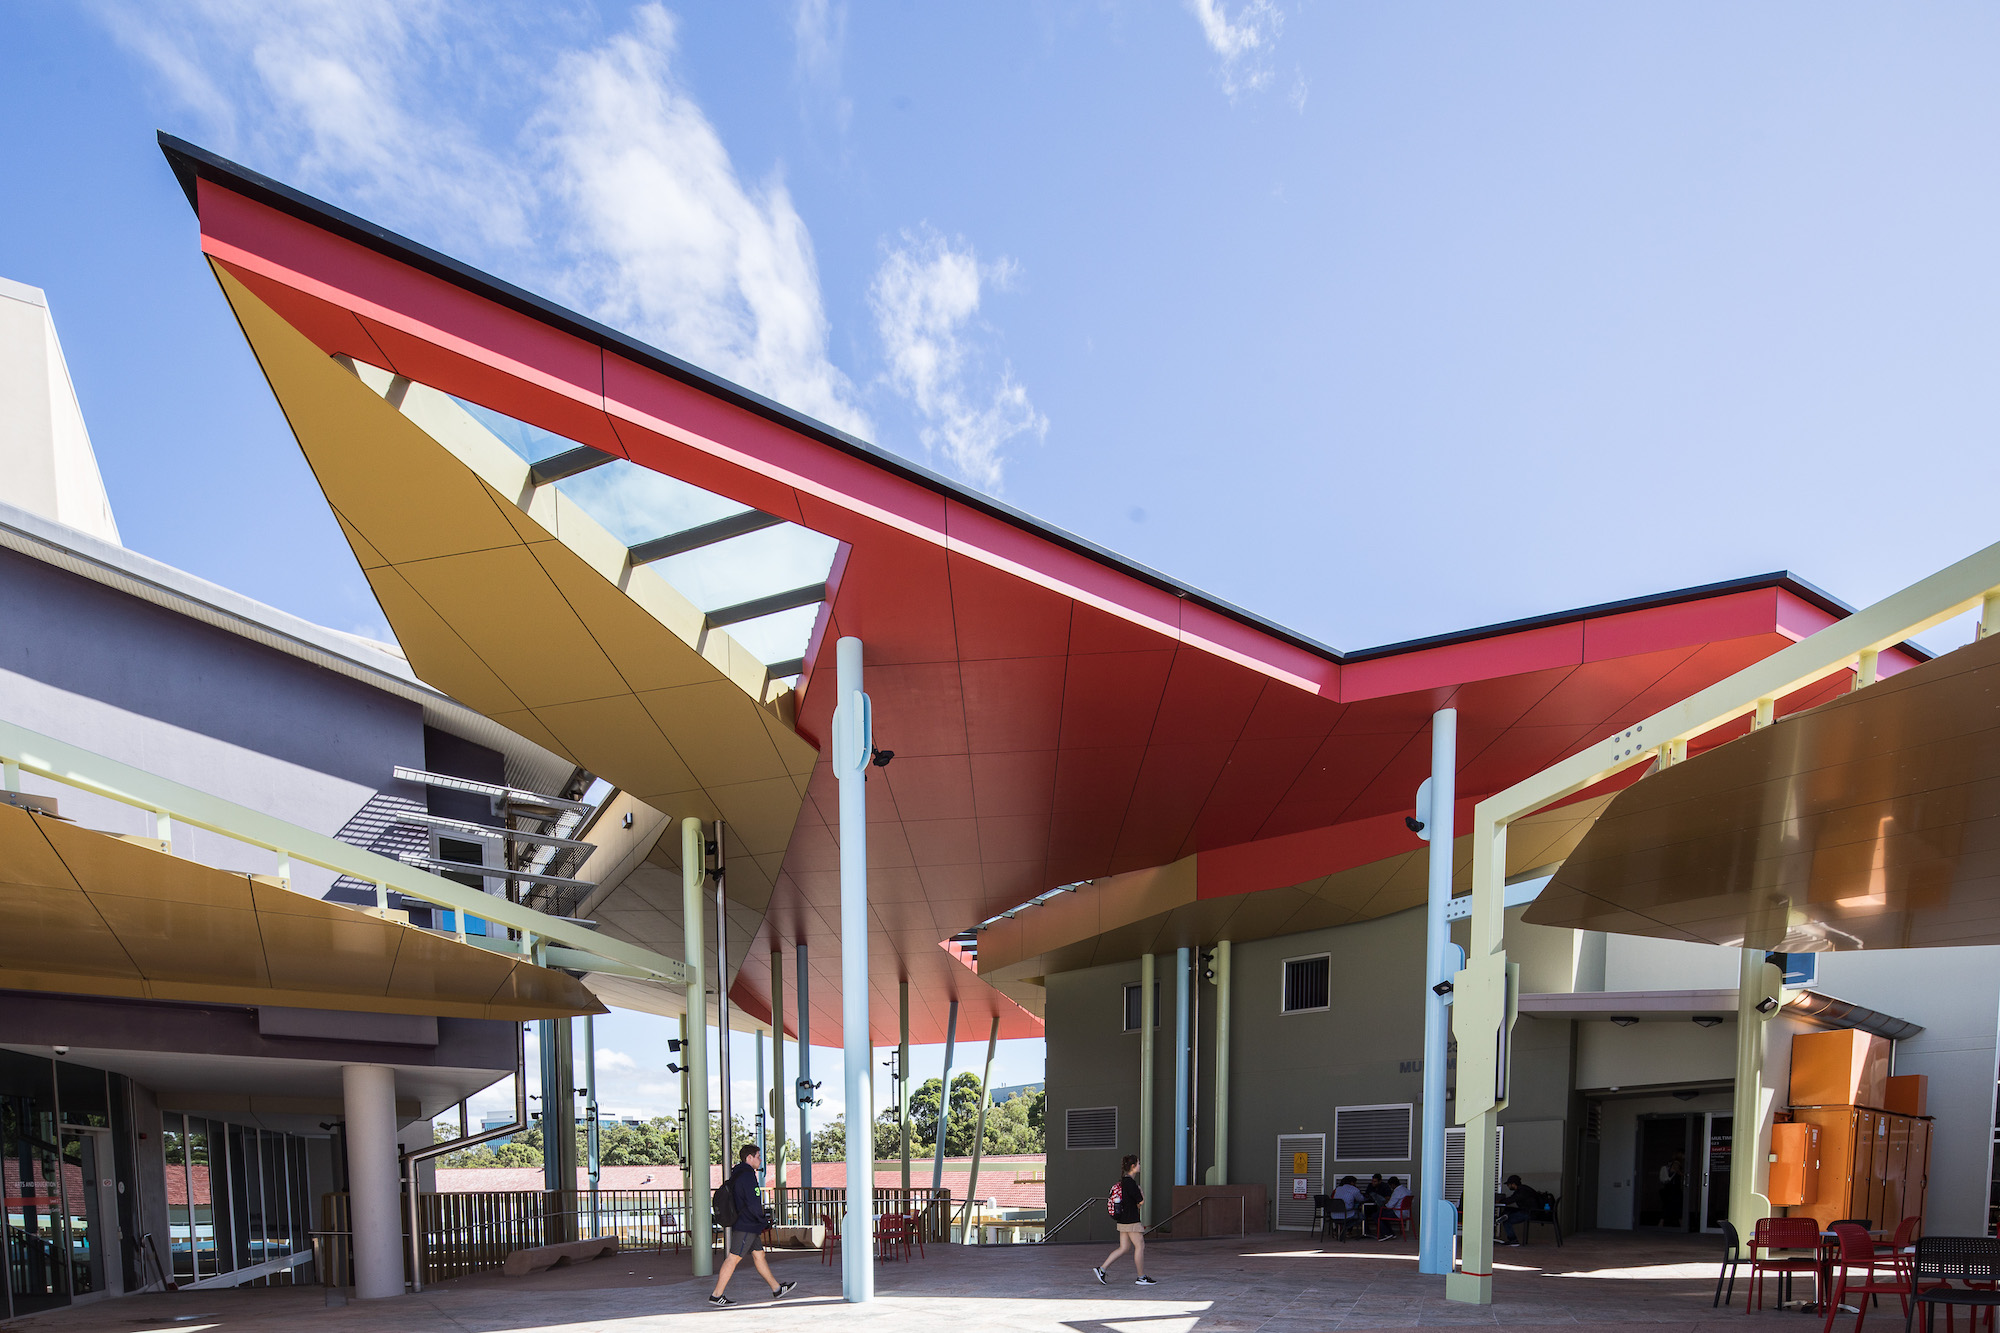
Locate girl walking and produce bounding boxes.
[1093,1155,1158,1286]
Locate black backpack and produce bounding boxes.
[712,1175,739,1228]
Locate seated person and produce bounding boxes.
[1383,1177,1410,1211]
[1497,1174,1541,1246]
[1330,1175,1365,1227]
[1365,1173,1390,1202]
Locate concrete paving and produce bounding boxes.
[5,1229,1820,1333]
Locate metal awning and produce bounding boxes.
[1525,629,2000,951]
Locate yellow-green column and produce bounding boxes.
[1728,948,1779,1241]
[1207,940,1231,1184]
[681,817,712,1277]
[1446,817,1516,1305]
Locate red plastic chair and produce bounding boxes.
[877,1213,911,1262]
[1377,1198,1413,1240]
[904,1211,926,1259]
[1749,1217,1824,1313]
[820,1210,841,1267]
[1823,1223,1910,1333]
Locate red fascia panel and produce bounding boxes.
[1177,599,1337,698]
[1343,622,1584,702]
[608,411,805,524]
[943,500,1184,649]
[212,259,387,366]
[1581,588,1777,663]
[197,182,611,430]
[1774,587,1840,643]
[944,550,1075,662]
[1196,802,1472,900]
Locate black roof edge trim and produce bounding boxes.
[155,133,1926,672]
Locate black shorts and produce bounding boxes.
[728,1228,764,1257]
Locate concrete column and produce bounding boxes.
[1728,949,1780,1241]
[961,1015,1000,1241]
[341,1064,403,1300]
[1138,952,1155,1226]
[834,635,874,1303]
[1174,946,1191,1187]
[899,980,912,1195]
[1419,708,1458,1275]
[770,946,787,1210]
[1446,817,1512,1306]
[1207,940,1231,1185]
[932,1000,958,1191]
[681,816,713,1277]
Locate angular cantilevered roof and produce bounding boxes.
[160,134,1921,1046]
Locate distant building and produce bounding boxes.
[988,1081,1044,1103]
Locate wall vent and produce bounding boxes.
[1066,1106,1118,1151]
[1334,1104,1413,1161]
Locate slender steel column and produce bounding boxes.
[681,816,713,1276]
[585,1014,600,1238]
[1138,952,1155,1225]
[340,1064,402,1299]
[1419,708,1458,1274]
[899,980,912,1194]
[1174,946,1191,1187]
[834,635,874,1302]
[540,1018,577,1239]
[932,1000,958,1191]
[1209,940,1231,1184]
[960,1015,1000,1241]
[771,946,787,1210]
[754,1029,766,1162]
[714,820,732,1164]
[797,940,813,1193]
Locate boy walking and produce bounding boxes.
[709,1145,797,1306]
[1093,1155,1158,1286]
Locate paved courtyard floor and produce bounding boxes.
[6,1229,1817,1333]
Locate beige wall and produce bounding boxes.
[1577,1019,1736,1091]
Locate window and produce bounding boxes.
[1280,954,1330,1014]
[1066,1106,1118,1151]
[1334,1104,1413,1161]
[1122,981,1161,1032]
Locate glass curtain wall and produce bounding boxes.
[161,1115,318,1286]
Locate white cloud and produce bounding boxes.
[791,0,853,137]
[1185,0,1283,99]
[869,228,1046,493]
[595,1048,637,1072]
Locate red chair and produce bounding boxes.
[904,1212,926,1259]
[1749,1216,1824,1313]
[1377,1198,1413,1241]
[1822,1223,1910,1333]
[878,1213,911,1262]
[820,1210,841,1267]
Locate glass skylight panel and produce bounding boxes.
[722,604,821,673]
[451,396,580,463]
[554,459,750,547]
[648,522,839,613]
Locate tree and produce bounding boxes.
[811,1115,845,1161]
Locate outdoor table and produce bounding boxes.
[1813,1228,1891,1314]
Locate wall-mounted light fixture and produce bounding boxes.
[1610,1016,1639,1027]
[1692,1016,1724,1028]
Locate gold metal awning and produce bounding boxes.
[0,803,603,1019]
[1525,629,2000,950]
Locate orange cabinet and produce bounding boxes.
[1789,1105,1931,1231]
[1885,1075,1929,1117]
[1791,1030,1892,1110]
[1770,1121,1821,1207]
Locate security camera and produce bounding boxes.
[668,1038,683,1053]
[871,748,895,768]
[667,1063,685,1074]
[1405,816,1425,835]
[52,1046,68,1056]
[1431,980,1453,997]
[1755,996,1780,1015]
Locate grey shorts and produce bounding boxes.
[728,1228,764,1257]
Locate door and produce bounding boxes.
[57,1129,111,1302]
[1276,1134,1324,1231]
[1636,1115,1692,1228]
[1700,1113,1732,1233]
[5,1099,67,1314]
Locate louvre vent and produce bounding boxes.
[1443,1125,1505,1202]
[1334,1104,1413,1161]
[1066,1106,1118,1151]
[1282,954,1330,1013]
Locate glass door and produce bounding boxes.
[58,1129,109,1301]
[1701,1113,1733,1234]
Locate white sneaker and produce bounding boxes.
[1135,1275,1159,1285]
[1092,1266,1108,1285]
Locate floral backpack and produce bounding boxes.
[1107,1180,1125,1217]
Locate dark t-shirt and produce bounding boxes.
[1111,1176,1143,1224]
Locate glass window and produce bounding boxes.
[163,1114,193,1283]
[54,1062,108,1128]
[187,1120,213,1278]
[261,1132,289,1260]
[228,1124,257,1271]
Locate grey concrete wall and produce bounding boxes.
[0,546,428,893]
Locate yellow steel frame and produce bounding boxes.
[1446,543,2000,1304]
[0,717,689,986]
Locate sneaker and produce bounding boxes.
[1135,1275,1159,1285]
[708,1294,736,1306]
[1092,1267,1108,1286]
[771,1281,796,1300]
[1503,1240,1522,1247]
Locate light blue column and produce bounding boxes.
[1174,946,1191,1187]
[834,636,874,1303]
[1419,709,1458,1275]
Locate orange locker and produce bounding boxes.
[1792,1030,1892,1109]
[1770,1121,1820,1207]
[1787,1105,1932,1230]
[1886,1075,1929,1116]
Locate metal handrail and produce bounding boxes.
[1038,1197,1101,1243]
[1146,1193,1247,1239]
[1144,1198,1205,1236]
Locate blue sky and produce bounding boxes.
[7,1,2000,1120]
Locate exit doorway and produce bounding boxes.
[1635,1112,1731,1233]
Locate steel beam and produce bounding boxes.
[527,444,617,485]
[961,1015,1000,1242]
[1174,946,1191,1187]
[932,1000,958,1192]
[834,635,874,1302]
[1419,709,1457,1276]
[681,817,712,1277]
[629,509,785,565]
[1139,952,1155,1226]
[708,582,827,628]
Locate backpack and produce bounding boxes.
[712,1174,739,1228]
[1106,1181,1123,1218]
